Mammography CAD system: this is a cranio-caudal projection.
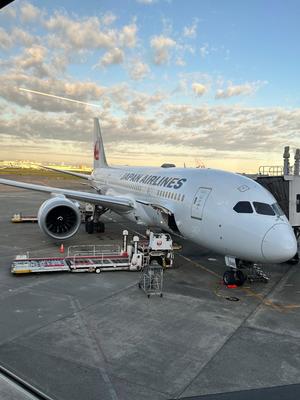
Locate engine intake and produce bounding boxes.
[38,197,81,239]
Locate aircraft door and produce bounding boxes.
[191,187,212,220]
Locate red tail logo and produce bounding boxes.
[94,140,100,160]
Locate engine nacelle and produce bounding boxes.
[38,197,81,240]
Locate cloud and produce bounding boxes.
[160,104,300,155]
[150,35,176,64]
[128,60,150,80]
[13,27,36,46]
[175,58,186,67]
[119,23,138,48]
[1,5,16,18]
[175,72,212,95]
[0,27,36,50]
[45,14,117,50]
[44,11,137,54]
[183,20,198,38]
[192,83,207,96]
[126,92,166,113]
[0,3,294,170]
[0,27,12,50]
[20,2,43,23]
[101,84,166,115]
[0,134,92,164]
[1,45,57,78]
[200,43,209,58]
[136,0,156,4]
[101,12,117,26]
[1,94,299,170]
[215,81,266,99]
[100,47,124,67]
[0,68,105,113]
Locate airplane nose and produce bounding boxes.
[262,223,298,263]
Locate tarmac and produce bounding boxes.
[0,180,300,400]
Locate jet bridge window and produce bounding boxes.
[253,202,275,216]
[233,201,253,213]
[297,195,300,213]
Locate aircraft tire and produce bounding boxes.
[86,221,94,234]
[223,271,235,285]
[235,270,246,286]
[96,221,105,233]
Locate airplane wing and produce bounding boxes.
[41,165,91,180]
[0,178,134,212]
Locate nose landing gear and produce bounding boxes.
[223,256,269,286]
[223,269,246,286]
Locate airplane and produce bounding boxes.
[0,118,298,285]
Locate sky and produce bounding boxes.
[0,0,299,172]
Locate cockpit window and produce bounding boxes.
[272,202,285,216]
[253,202,275,216]
[233,201,253,213]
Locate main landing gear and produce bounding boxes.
[223,256,269,286]
[85,205,108,234]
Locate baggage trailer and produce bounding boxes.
[11,213,38,223]
[11,230,175,275]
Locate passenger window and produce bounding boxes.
[253,202,275,216]
[297,195,300,213]
[233,201,253,213]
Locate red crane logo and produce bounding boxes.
[94,140,100,160]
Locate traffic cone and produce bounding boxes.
[59,243,64,254]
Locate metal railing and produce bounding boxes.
[68,244,123,269]
[67,244,120,257]
[258,165,284,176]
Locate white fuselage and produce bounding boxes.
[91,165,297,264]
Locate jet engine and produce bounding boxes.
[37,197,81,239]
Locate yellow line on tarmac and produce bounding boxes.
[279,304,300,310]
[179,254,222,279]
[179,256,293,313]
[241,287,285,312]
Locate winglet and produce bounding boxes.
[93,118,109,169]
